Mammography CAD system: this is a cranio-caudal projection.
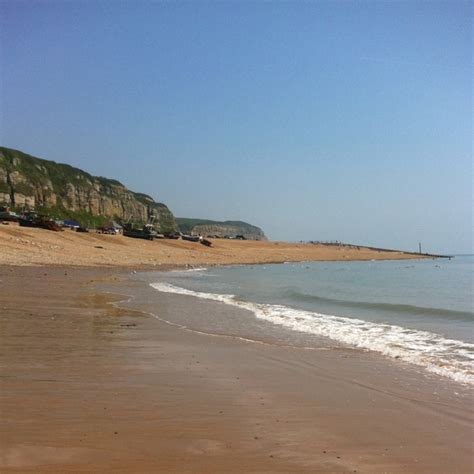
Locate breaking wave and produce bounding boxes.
[150,282,474,386]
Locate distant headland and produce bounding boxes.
[0,146,264,239]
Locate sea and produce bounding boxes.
[146,256,473,386]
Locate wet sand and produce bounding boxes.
[1,265,472,473]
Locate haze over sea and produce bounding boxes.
[148,256,474,386]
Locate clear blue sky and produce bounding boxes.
[0,1,472,253]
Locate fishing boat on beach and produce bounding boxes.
[181,234,200,242]
[199,238,212,247]
[0,206,19,222]
[123,216,157,241]
[163,232,180,239]
[18,212,63,231]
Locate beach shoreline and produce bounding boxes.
[1,265,472,472]
[0,224,431,268]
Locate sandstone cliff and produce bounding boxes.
[176,218,266,241]
[0,147,176,231]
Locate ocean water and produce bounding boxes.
[148,256,474,385]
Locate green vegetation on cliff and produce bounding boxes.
[176,217,266,240]
[0,146,176,231]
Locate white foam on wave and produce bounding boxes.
[150,282,474,386]
[170,267,208,273]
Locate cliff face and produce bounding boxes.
[0,147,176,231]
[176,218,267,241]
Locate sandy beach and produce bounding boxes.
[1,264,472,473]
[2,1,470,472]
[0,224,427,267]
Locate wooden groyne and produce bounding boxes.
[309,242,454,259]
